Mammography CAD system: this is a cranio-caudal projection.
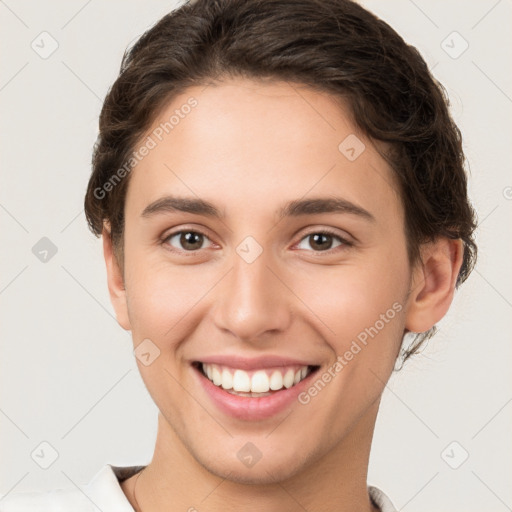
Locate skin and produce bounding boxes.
[102,78,463,512]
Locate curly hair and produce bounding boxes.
[84,0,477,365]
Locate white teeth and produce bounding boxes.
[251,371,270,393]
[212,367,222,386]
[201,363,313,394]
[283,369,295,389]
[269,370,283,390]
[221,368,233,390]
[232,369,251,392]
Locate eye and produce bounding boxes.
[295,229,351,252]
[163,230,213,252]
[161,228,351,255]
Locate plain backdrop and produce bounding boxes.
[1,1,511,510]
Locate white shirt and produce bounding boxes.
[0,464,398,511]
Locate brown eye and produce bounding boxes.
[296,231,348,252]
[164,231,211,251]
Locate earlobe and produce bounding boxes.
[102,224,131,331]
[404,238,464,334]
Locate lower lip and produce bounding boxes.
[193,365,318,421]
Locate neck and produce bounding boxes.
[128,401,381,512]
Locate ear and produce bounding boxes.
[102,223,131,331]
[405,238,464,333]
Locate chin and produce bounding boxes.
[194,443,313,486]
[204,460,301,485]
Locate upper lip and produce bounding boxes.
[193,355,319,371]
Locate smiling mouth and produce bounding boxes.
[193,361,320,397]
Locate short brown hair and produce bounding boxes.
[84,0,477,364]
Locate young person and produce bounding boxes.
[1,0,477,511]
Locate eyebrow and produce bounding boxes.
[140,195,375,222]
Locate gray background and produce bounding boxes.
[1,0,511,510]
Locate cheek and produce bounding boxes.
[299,258,407,334]
[125,266,202,337]
[123,243,224,348]
[290,254,409,386]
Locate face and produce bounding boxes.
[109,78,415,483]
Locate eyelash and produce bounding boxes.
[161,228,353,255]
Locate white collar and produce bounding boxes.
[83,463,146,511]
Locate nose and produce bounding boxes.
[212,247,293,343]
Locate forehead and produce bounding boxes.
[124,78,402,224]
